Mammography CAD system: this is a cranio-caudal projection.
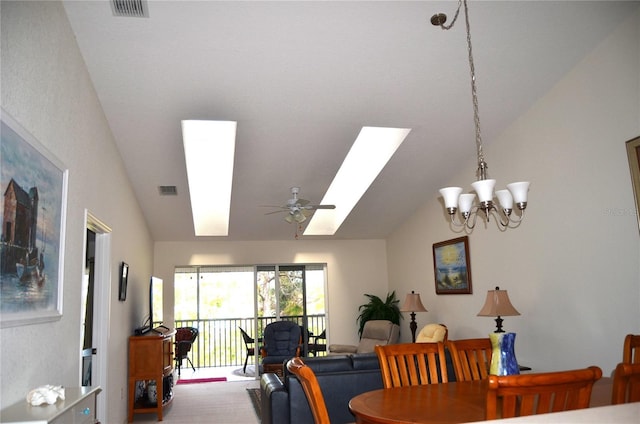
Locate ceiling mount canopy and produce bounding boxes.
[434,0,530,233]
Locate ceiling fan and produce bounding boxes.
[263,187,336,224]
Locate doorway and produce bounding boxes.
[82,211,111,424]
[81,230,95,386]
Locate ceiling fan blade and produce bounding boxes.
[297,198,310,206]
[303,204,336,210]
[264,210,287,215]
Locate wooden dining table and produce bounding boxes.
[349,377,613,424]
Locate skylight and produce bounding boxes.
[304,126,411,236]
[182,120,237,236]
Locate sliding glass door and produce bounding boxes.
[174,264,326,371]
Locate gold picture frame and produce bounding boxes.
[626,135,640,230]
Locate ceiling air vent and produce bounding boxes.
[110,0,149,18]
[158,186,177,196]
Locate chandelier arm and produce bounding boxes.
[507,210,525,227]
[464,205,481,230]
[488,207,510,231]
[448,216,467,234]
[448,213,466,229]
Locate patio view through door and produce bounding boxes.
[174,264,326,376]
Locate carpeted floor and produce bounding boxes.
[132,380,259,423]
[176,376,227,385]
[246,388,261,420]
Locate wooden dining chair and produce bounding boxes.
[286,357,331,424]
[623,334,640,363]
[486,366,602,419]
[375,342,448,388]
[611,362,640,404]
[447,338,492,382]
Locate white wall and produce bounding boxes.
[387,8,640,377]
[0,2,154,423]
[154,239,389,346]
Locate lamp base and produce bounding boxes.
[494,316,505,333]
[409,312,417,343]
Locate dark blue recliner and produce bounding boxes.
[261,321,302,375]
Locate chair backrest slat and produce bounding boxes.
[623,334,640,363]
[486,366,602,419]
[448,338,492,382]
[612,362,640,404]
[375,342,448,388]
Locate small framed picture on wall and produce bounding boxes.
[119,262,129,301]
[433,236,472,294]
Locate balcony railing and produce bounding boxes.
[173,315,326,369]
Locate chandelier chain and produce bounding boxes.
[463,0,485,171]
[435,0,485,174]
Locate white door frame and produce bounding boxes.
[83,210,111,424]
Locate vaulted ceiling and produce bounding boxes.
[62,1,636,241]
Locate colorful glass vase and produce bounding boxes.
[489,332,520,375]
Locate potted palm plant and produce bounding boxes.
[356,291,402,337]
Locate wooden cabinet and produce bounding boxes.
[128,328,175,422]
[0,386,101,424]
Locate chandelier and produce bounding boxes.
[433,0,530,232]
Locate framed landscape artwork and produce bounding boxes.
[626,135,640,231]
[433,236,472,294]
[0,109,68,327]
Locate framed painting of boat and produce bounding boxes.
[1,109,68,327]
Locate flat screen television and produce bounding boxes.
[135,276,166,335]
[150,276,168,333]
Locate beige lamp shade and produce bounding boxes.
[400,291,428,312]
[477,286,520,317]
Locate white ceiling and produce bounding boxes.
[62,0,637,241]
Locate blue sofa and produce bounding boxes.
[260,351,457,424]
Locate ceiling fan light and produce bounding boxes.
[293,210,307,223]
[284,214,294,224]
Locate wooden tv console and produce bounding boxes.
[127,327,175,422]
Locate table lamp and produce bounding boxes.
[400,291,428,342]
[477,286,520,333]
